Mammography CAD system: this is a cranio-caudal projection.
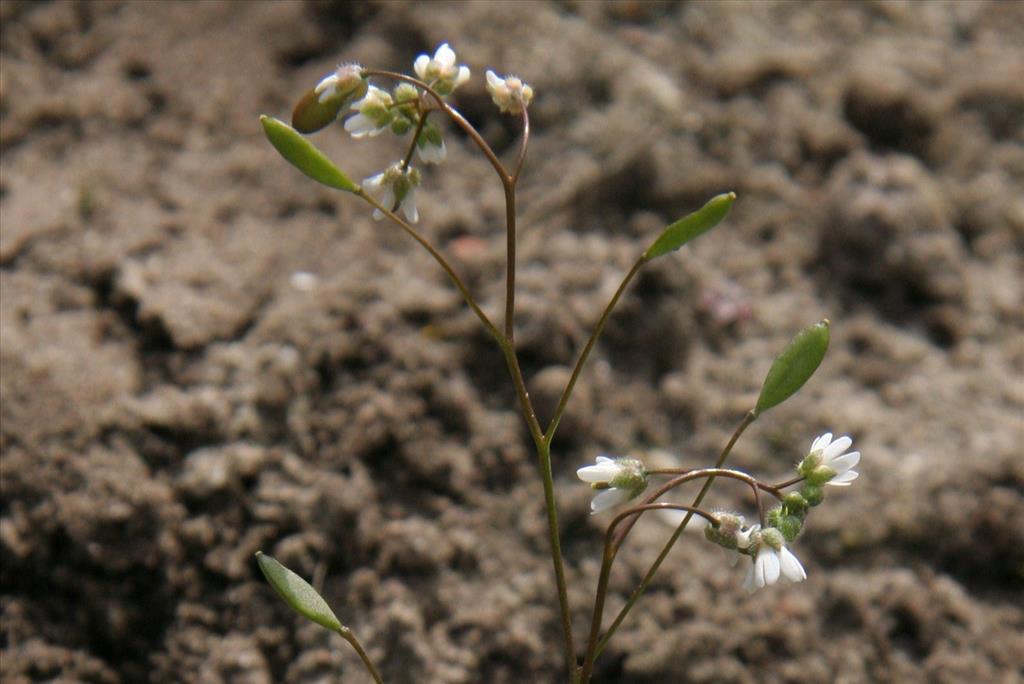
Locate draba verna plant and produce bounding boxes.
[256,43,859,683]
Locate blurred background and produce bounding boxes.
[1,1,1022,682]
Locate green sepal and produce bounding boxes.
[260,115,358,193]
[642,192,736,260]
[256,551,344,633]
[754,319,831,414]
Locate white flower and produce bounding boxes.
[576,456,647,514]
[413,43,470,95]
[415,122,447,164]
[344,86,394,138]
[485,70,534,114]
[416,138,446,164]
[314,63,366,104]
[742,526,806,593]
[808,432,860,486]
[362,164,421,223]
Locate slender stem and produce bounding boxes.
[595,410,758,657]
[578,504,718,684]
[503,181,517,340]
[362,69,509,182]
[336,627,383,684]
[400,107,429,172]
[511,108,530,183]
[773,474,805,489]
[358,190,503,345]
[544,257,646,446]
[607,468,771,571]
[530,440,577,681]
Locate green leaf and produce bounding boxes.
[260,115,358,193]
[755,319,831,414]
[643,192,736,260]
[256,551,344,633]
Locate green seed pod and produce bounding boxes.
[754,320,831,415]
[643,192,735,260]
[256,551,343,633]
[260,116,358,193]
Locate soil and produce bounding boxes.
[2,1,1023,683]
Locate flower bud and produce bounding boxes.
[292,64,369,134]
[800,483,824,507]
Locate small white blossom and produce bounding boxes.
[485,70,534,114]
[413,43,470,95]
[576,455,648,514]
[362,164,421,223]
[742,526,807,593]
[416,139,446,164]
[415,122,447,164]
[808,432,860,486]
[314,63,366,104]
[344,86,394,138]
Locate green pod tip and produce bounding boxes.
[260,115,359,193]
[256,551,344,633]
[643,192,736,260]
[754,319,831,414]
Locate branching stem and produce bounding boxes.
[594,410,758,658]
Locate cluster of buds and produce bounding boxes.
[289,43,534,224]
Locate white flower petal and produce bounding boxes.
[761,549,781,586]
[829,452,860,474]
[810,433,832,453]
[743,563,758,593]
[435,43,455,67]
[454,65,471,87]
[486,69,503,89]
[344,113,378,138]
[823,435,853,462]
[590,487,629,514]
[576,461,620,483]
[827,470,858,486]
[779,547,807,582]
[401,188,418,223]
[416,140,446,165]
[414,54,430,80]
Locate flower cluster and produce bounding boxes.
[290,42,534,224]
[485,70,534,114]
[413,43,471,96]
[581,433,860,592]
